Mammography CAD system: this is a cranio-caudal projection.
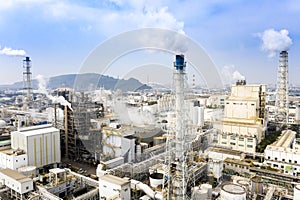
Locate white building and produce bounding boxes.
[0,168,33,195]
[264,130,300,176]
[0,149,27,170]
[11,124,60,168]
[217,81,266,153]
[99,174,131,200]
[101,125,136,162]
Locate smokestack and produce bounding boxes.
[174,54,186,161]
[23,56,32,104]
[275,51,289,124]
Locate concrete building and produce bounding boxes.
[0,168,33,198]
[0,149,27,170]
[11,124,60,168]
[223,158,252,178]
[264,130,300,176]
[217,81,266,153]
[99,174,131,200]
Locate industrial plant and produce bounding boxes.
[0,48,299,200]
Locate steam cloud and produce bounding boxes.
[259,29,292,57]
[221,65,245,85]
[232,70,245,81]
[138,30,188,53]
[0,46,26,56]
[36,75,73,110]
[114,99,155,126]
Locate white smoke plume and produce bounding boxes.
[0,46,26,56]
[259,29,292,57]
[232,70,245,81]
[36,75,48,94]
[36,75,73,111]
[113,99,155,126]
[221,65,245,85]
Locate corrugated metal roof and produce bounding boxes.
[12,125,59,137]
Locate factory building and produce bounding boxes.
[217,80,266,153]
[295,103,300,124]
[264,130,300,176]
[99,174,131,200]
[0,168,34,199]
[11,124,60,168]
[0,149,27,170]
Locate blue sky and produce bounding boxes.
[0,0,299,86]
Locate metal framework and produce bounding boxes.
[275,51,289,125]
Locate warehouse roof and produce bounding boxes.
[0,168,32,183]
[13,124,59,137]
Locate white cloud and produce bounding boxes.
[221,65,245,85]
[0,0,184,36]
[258,28,292,57]
[0,46,26,56]
[0,0,14,11]
[232,70,245,81]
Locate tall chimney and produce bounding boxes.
[275,51,289,125]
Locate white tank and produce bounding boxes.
[192,186,208,199]
[294,184,300,200]
[198,107,204,126]
[0,120,6,128]
[201,183,212,198]
[237,179,249,191]
[296,103,300,122]
[136,145,141,155]
[149,173,164,188]
[18,166,37,177]
[220,183,246,200]
[251,176,263,194]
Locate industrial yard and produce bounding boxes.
[0,1,300,199]
[0,51,299,200]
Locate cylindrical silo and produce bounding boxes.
[296,103,300,123]
[18,166,37,177]
[136,144,141,161]
[294,184,300,200]
[193,106,199,125]
[237,179,250,191]
[198,106,204,126]
[220,183,246,200]
[192,186,208,199]
[251,176,263,195]
[201,183,212,199]
[149,173,164,188]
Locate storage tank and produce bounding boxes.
[198,107,204,126]
[220,183,246,200]
[294,184,300,200]
[136,144,141,161]
[18,166,37,177]
[208,173,214,187]
[237,179,249,191]
[192,186,208,199]
[201,183,212,198]
[251,176,263,195]
[296,103,300,123]
[0,120,6,128]
[149,173,164,188]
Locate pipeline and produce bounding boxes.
[131,179,163,200]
